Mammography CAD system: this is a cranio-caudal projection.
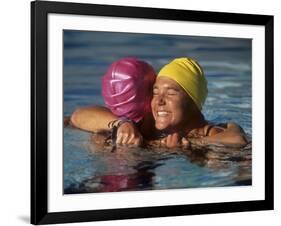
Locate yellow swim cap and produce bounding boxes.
[158,57,208,110]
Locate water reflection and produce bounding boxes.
[65,170,155,193]
[64,133,251,194]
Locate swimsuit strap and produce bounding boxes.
[204,122,227,136]
[204,124,214,136]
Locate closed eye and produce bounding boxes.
[153,87,159,95]
[167,88,179,95]
[167,91,177,95]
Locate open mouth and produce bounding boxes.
[157,111,169,117]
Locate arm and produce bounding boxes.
[149,122,248,149]
[70,106,143,146]
[70,106,117,132]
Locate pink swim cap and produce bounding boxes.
[102,57,156,123]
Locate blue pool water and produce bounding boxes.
[63,30,252,193]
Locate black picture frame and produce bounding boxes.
[31,0,274,224]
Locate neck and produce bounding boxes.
[179,112,207,135]
[155,112,206,138]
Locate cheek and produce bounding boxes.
[172,106,185,122]
[151,98,155,110]
[151,98,157,115]
[170,99,188,122]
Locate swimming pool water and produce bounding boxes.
[63,30,252,193]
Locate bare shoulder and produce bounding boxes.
[225,122,245,133]
[201,122,248,147]
[206,122,245,136]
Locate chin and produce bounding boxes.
[155,123,167,131]
[156,123,173,133]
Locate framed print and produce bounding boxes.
[31,0,274,224]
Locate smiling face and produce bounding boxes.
[151,77,196,132]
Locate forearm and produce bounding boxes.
[70,106,117,132]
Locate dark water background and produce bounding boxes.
[63,30,252,194]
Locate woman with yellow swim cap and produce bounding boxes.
[150,57,248,148]
[69,57,248,148]
[152,58,207,133]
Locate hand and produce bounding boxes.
[163,133,180,148]
[116,122,143,147]
[159,133,191,149]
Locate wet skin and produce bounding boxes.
[151,77,197,133]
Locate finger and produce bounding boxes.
[160,137,167,146]
[166,133,179,148]
[171,133,179,147]
[121,133,130,145]
[127,134,135,144]
[116,131,126,145]
[166,135,172,148]
[118,132,131,145]
[181,137,190,148]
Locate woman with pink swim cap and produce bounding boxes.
[69,57,156,146]
[102,57,156,124]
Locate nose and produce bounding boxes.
[155,93,166,105]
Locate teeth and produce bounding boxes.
[157,111,168,116]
